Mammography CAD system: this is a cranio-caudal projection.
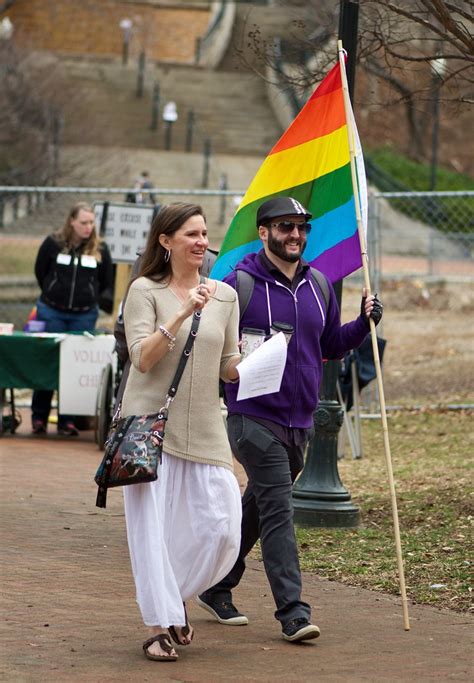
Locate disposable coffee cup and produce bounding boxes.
[240,327,266,360]
[270,321,293,345]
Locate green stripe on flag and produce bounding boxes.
[307,163,352,219]
[219,163,352,255]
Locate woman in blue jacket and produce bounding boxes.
[32,202,113,436]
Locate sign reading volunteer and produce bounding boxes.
[59,335,117,415]
[94,202,155,264]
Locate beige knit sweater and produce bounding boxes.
[122,277,240,471]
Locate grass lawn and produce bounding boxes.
[292,411,473,612]
[367,147,474,192]
[0,237,40,276]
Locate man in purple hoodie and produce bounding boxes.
[197,197,383,643]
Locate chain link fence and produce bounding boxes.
[0,186,245,330]
[0,187,472,329]
[370,191,474,285]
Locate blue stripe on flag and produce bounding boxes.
[210,238,262,280]
[304,196,357,261]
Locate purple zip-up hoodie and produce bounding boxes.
[224,251,369,430]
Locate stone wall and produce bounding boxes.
[1,0,211,63]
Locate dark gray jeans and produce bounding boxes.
[201,414,311,625]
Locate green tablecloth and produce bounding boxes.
[0,332,60,390]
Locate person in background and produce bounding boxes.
[125,171,156,205]
[197,196,383,643]
[31,202,113,436]
[139,170,156,205]
[120,202,241,662]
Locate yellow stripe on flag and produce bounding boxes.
[240,125,349,210]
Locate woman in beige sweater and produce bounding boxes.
[121,203,242,662]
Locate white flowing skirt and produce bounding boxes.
[123,451,242,627]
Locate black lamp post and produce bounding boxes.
[185,109,195,152]
[52,113,64,186]
[293,0,360,528]
[119,18,132,66]
[136,50,146,98]
[201,138,211,188]
[429,56,446,192]
[150,83,160,131]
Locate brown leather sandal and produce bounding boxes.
[169,603,194,647]
[142,633,178,661]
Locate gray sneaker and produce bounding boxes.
[196,594,248,625]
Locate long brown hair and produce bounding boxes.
[138,202,206,282]
[54,202,102,261]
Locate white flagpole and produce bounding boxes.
[337,39,410,631]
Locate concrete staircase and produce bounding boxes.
[57,2,310,157]
[59,57,282,157]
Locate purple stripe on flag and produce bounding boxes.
[310,231,362,283]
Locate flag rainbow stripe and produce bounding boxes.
[211,62,364,282]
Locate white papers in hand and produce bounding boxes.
[236,332,287,401]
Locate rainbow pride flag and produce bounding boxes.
[211,60,367,282]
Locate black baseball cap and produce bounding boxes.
[256,197,312,227]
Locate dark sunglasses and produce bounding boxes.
[268,221,312,234]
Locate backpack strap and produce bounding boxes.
[309,267,330,311]
[235,269,255,319]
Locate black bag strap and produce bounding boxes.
[166,309,201,402]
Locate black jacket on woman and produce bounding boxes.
[35,235,113,312]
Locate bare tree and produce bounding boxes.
[359,1,473,102]
[0,42,64,185]
[232,0,473,165]
[359,0,473,161]
[238,1,473,97]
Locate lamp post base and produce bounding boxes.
[293,496,360,528]
[292,399,360,529]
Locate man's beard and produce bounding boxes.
[267,230,306,263]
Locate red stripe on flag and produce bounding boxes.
[308,63,342,101]
[270,87,346,155]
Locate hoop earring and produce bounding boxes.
[164,249,171,263]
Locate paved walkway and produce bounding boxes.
[1,419,472,682]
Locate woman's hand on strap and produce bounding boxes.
[177,283,210,319]
[138,284,210,373]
